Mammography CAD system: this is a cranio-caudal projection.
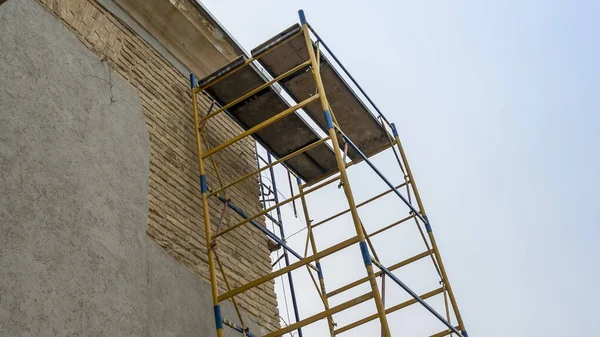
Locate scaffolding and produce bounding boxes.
[190,9,468,337]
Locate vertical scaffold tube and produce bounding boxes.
[390,123,466,335]
[297,177,335,337]
[299,10,392,337]
[191,74,224,337]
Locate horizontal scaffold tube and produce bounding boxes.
[217,236,359,302]
[213,174,340,239]
[334,287,444,334]
[201,94,319,159]
[368,214,417,237]
[209,136,330,198]
[312,181,409,228]
[326,250,431,298]
[199,60,312,124]
[263,292,374,337]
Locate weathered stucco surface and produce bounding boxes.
[0,0,258,335]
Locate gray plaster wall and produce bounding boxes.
[0,0,257,336]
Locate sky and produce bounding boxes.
[200,1,600,336]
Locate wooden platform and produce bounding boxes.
[199,24,391,183]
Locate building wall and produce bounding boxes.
[0,0,279,333]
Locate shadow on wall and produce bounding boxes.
[0,0,254,336]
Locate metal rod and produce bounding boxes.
[265,213,281,227]
[217,236,359,302]
[371,259,464,336]
[202,94,319,159]
[257,153,270,165]
[267,152,303,337]
[271,253,286,267]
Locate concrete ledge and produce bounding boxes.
[108,0,242,77]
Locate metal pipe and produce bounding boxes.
[368,214,416,237]
[265,213,281,227]
[271,253,286,267]
[191,74,223,337]
[371,259,464,336]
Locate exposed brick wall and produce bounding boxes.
[36,0,280,332]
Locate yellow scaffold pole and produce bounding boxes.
[190,74,223,337]
[299,10,392,337]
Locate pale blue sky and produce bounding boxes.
[201,1,600,336]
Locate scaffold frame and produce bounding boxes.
[189,9,469,337]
